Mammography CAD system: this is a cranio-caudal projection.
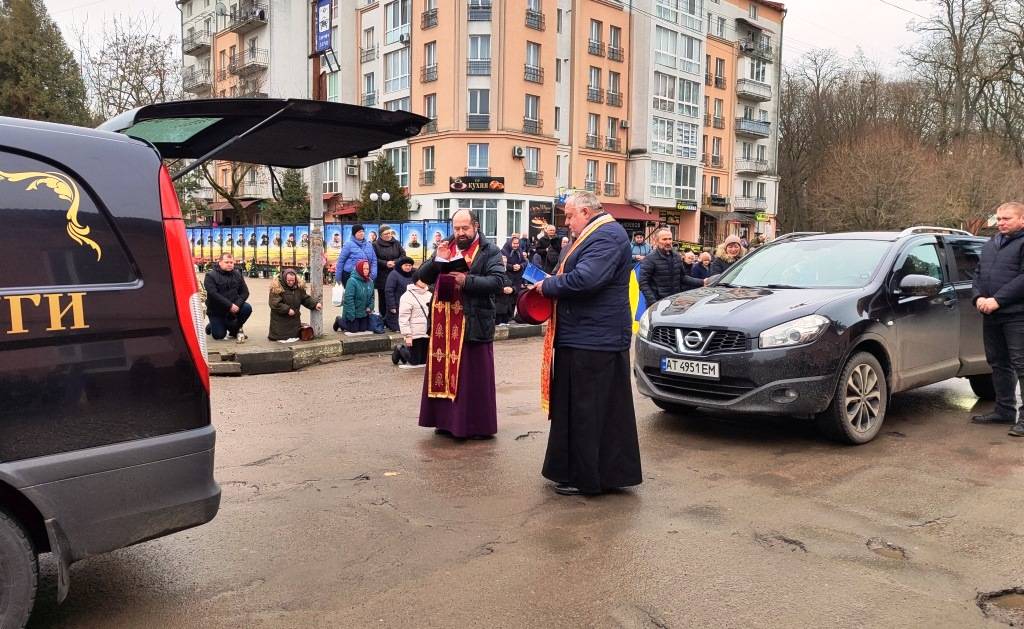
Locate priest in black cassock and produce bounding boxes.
[532,191,643,496]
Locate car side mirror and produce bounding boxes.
[898,274,941,297]
[706,273,722,286]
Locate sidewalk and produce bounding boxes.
[203,276,544,376]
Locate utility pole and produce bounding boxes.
[309,165,325,337]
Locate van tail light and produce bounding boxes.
[159,165,210,393]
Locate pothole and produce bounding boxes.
[866,537,908,560]
[754,532,807,553]
[978,588,1024,626]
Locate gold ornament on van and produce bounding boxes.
[0,170,103,261]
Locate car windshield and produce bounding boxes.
[719,239,891,289]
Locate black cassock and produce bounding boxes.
[542,347,643,493]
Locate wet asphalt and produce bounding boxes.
[26,337,1024,628]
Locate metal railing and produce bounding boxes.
[588,40,605,56]
[735,118,771,137]
[586,87,604,103]
[182,30,211,55]
[223,1,268,34]
[362,91,378,107]
[733,196,768,210]
[421,65,438,82]
[584,180,600,192]
[419,170,436,185]
[183,68,212,91]
[713,116,725,129]
[361,46,378,63]
[715,75,726,88]
[421,8,438,29]
[524,171,543,187]
[739,39,774,60]
[585,134,601,150]
[607,46,624,62]
[523,118,543,135]
[526,9,545,30]
[604,137,621,152]
[228,49,269,76]
[705,72,713,86]
[735,158,769,173]
[607,92,622,107]
[468,2,492,20]
[524,64,544,83]
[603,182,619,196]
[467,114,490,130]
[467,59,491,75]
[704,114,711,127]
[737,78,772,101]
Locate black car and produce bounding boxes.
[0,99,426,627]
[634,228,992,444]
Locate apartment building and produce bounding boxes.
[178,0,307,221]
[700,14,737,244]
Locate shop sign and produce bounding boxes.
[449,176,505,193]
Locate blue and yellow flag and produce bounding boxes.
[630,262,647,333]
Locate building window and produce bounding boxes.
[384,97,410,111]
[674,164,697,200]
[384,0,411,45]
[749,3,758,19]
[742,180,754,197]
[677,78,700,118]
[653,71,675,112]
[588,66,601,90]
[585,159,598,184]
[751,58,767,83]
[606,117,618,140]
[364,27,375,49]
[386,146,409,187]
[680,0,701,31]
[589,19,602,44]
[436,198,451,220]
[424,41,437,68]
[422,146,435,177]
[384,48,410,92]
[507,200,523,236]
[327,71,340,102]
[605,162,617,184]
[468,89,490,115]
[609,25,622,50]
[654,26,677,67]
[712,136,722,158]
[714,98,724,118]
[526,41,541,67]
[524,147,540,176]
[757,181,767,200]
[680,34,701,75]
[424,93,437,119]
[710,175,720,195]
[716,16,726,37]
[323,159,339,194]
[525,94,539,121]
[364,72,375,96]
[715,57,726,78]
[655,0,677,23]
[608,70,621,95]
[587,113,600,142]
[651,118,674,155]
[757,144,767,161]
[554,106,560,131]
[557,8,562,33]
[555,59,561,82]
[458,198,498,240]
[650,160,673,198]
[675,121,699,159]
[468,143,489,175]
[469,34,491,61]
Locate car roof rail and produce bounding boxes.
[898,226,973,237]
[772,231,824,242]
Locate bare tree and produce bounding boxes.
[202,162,261,224]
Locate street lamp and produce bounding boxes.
[369,190,391,221]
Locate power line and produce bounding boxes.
[872,0,930,20]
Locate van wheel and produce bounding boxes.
[0,509,37,629]
[968,374,996,401]
[818,352,888,445]
[652,399,696,414]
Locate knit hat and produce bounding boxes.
[351,224,365,237]
[396,256,414,267]
[380,224,396,237]
[723,234,743,247]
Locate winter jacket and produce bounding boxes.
[385,267,415,314]
[204,267,250,316]
[417,238,505,343]
[335,237,377,283]
[343,274,375,321]
[398,284,432,338]
[506,247,528,286]
[373,237,406,289]
[973,230,1024,318]
[630,242,652,261]
[637,248,703,305]
[709,242,747,276]
[690,263,712,280]
[543,214,632,352]
[268,274,318,341]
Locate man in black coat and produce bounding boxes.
[637,227,704,306]
[416,209,505,439]
[203,253,252,342]
[971,201,1024,437]
[533,191,642,496]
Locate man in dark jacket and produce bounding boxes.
[637,227,703,305]
[373,225,406,318]
[533,191,642,496]
[204,253,252,342]
[971,201,1024,437]
[417,209,505,439]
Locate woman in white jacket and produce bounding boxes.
[394,276,432,368]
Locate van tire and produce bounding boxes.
[652,399,696,415]
[968,374,996,401]
[818,352,888,445]
[0,508,37,629]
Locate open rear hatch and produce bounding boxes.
[98,98,429,179]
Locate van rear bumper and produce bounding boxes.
[0,426,220,562]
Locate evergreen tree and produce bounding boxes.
[357,154,409,222]
[262,169,311,225]
[0,0,91,125]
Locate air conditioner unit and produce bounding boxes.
[512,146,525,159]
[346,166,360,176]
[346,158,359,167]
[398,33,411,44]
[619,120,630,129]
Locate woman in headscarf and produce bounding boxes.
[268,268,322,341]
[342,260,375,334]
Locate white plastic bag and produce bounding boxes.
[331,283,345,307]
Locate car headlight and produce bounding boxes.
[759,314,830,349]
[637,306,654,339]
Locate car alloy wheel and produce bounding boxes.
[844,363,881,434]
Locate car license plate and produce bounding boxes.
[660,357,719,379]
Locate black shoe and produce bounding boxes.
[205,323,211,336]
[1010,423,1024,437]
[434,428,451,436]
[391,347,401,365]
[467,434,494,440]
[971,413,1017,425]
[553,484,598,496]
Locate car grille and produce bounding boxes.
[643,368,756,401]
[649,327,749,354]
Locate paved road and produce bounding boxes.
[28,338,1024,628]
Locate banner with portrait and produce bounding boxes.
[325,224,343,267]
[268,227,282,265]
[243,227,257,264]
[201,228,212,262]
[232,228,246,260]
[294,226,310,267]
[255,226,269,264]
[210,227,223,259]
[402,223,425,263]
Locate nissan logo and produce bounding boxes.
[683,330,704,350]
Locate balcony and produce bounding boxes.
[524,64,544,83]
[240,180,273,199]
[711,154,722,167]
[713,116,725,129]
[608,46,624,62]
[419,170,436,186]
[586,86,604,103]
[362,91,378,107]
[524,171,543,187]
[420,64,438,82]
[588,40,605,56]
[467,59,491,76]
[419,119,438,135]
[229,49,269,77]
[526,9,545,31]
[705,72,713,86]
[715,75,726,89]
[704,194,730,207]
[735,117,771,138]
[604,137,621,152]
[222,1,268,35]
[361,46,378,63]
[585,134,601,150]
[738,39,774,61]
[733,196,769,211]
[421,8,438,29]
[736,78,772,101]
[735,158,770,174]
[603,182,620,196]
[468,2,492,21]
[584,180,600,193]
[182,30,211,56]
[607,91,622,107]
[467,114,490,130]
[522,118,543,135]
[182,68,212,93]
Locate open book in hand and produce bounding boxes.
[522,262,550,285]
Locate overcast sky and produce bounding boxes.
[45,0,926,74]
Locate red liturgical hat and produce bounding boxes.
[517,290,552,325]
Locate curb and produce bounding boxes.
[208,324,546,376]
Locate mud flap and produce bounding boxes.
[44,517,72,603]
